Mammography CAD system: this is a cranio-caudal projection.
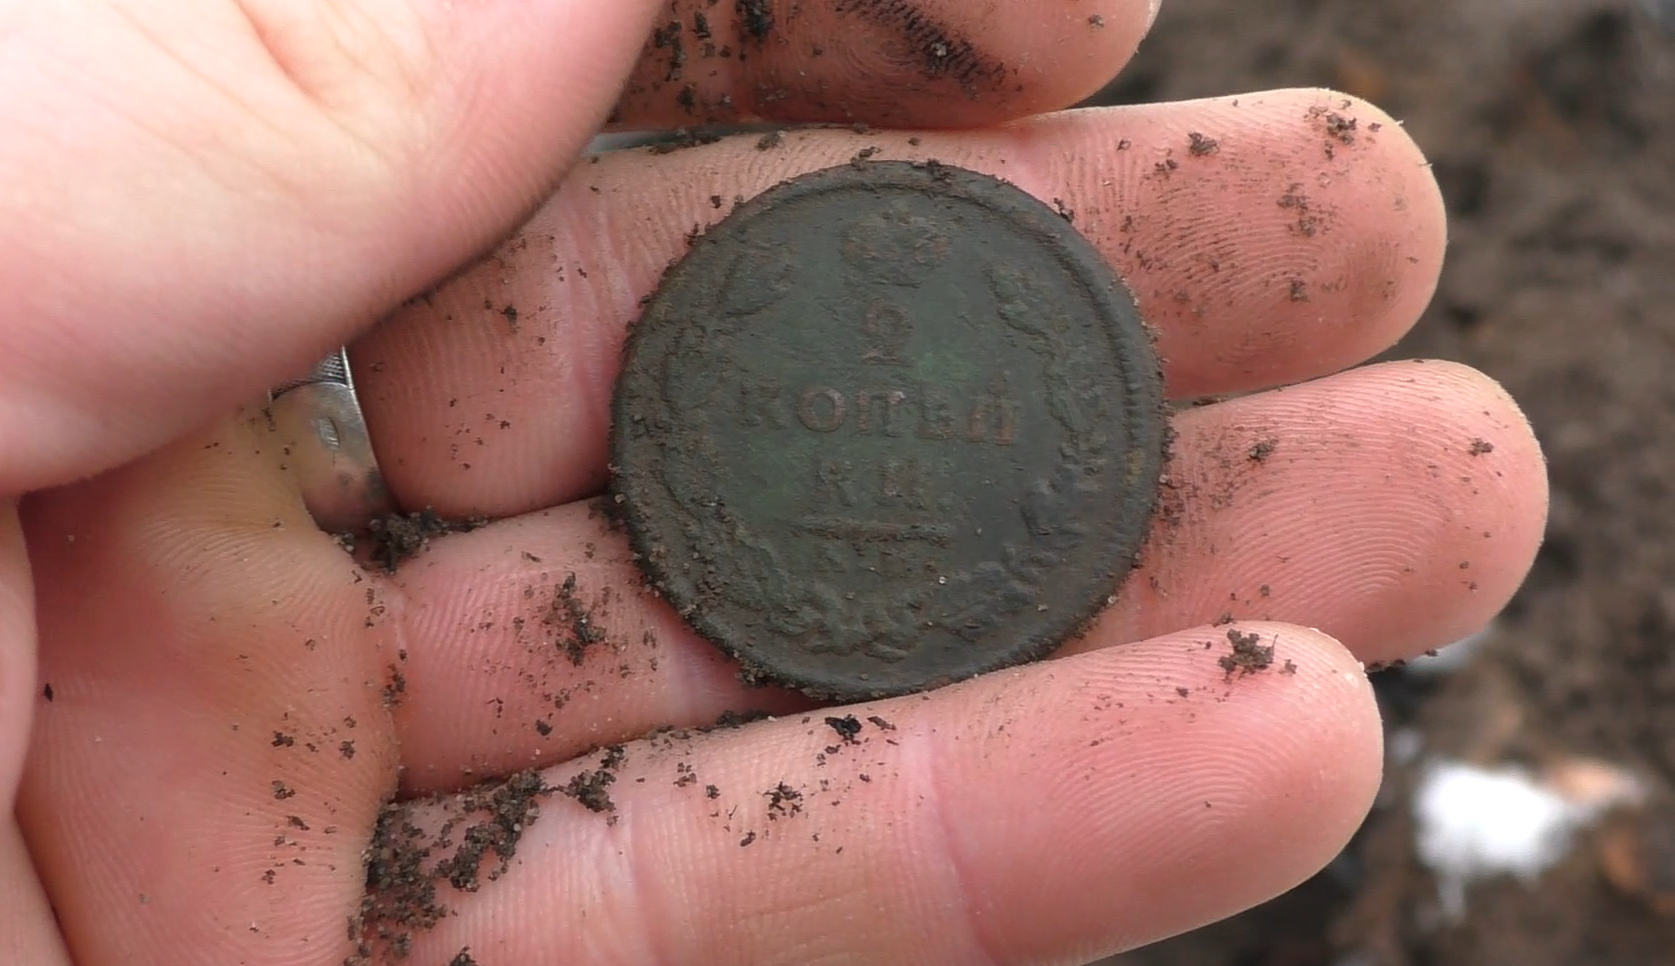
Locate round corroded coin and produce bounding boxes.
[611,161,1165,700]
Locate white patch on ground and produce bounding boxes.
[1413,758,1644,919]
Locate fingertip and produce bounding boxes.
[610,0,1159,128]
[1299,359,1548,666]
[1085,359,1548,668]
[1054,88,1448,395]
[977,0,1160,119]
[932,623,1383,960]
[1352,359,1550,661]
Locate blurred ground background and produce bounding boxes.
[1083,0,1675,963]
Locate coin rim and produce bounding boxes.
[610,160,1167,700]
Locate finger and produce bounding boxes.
[374,623,1382,965]
[610,0,1160,129]
[379,501,811,795]
[355,89,1446,518]
[18,415,400,966]
[2,0,665,494]
[1085,360,1549,667]
[377,361,1540,789]
[0,501,32,804]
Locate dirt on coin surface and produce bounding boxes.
[1087,0,1675,964]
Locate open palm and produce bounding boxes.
[1,1,1546,964]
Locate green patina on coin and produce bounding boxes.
[610,161,1166,700]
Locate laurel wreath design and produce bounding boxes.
[637,239,1121,665]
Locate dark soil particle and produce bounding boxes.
[560,770,617,813]
[737,0,773,42]
[714,709,772,729]
[381,666,406,709]
[866,715,896,731]
[1469,437,1496,455]
[434,770,549,891]
[599,744,626,770]
[1219,629,1276,679]
[548,573,606,666]
[449,950,478,966]
[755,130,784,150]
[351,770,552,964]
[355,808,443,962]
[765,782,803,817]
[1188,131,1220,155]
[559,747,626,816]
[360,508,486,574]
[652,20,685,82]
[1323,110,1359,143]
[825,715,863,743]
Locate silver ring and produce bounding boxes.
[268,348,397,533]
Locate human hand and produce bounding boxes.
[1,1,1548,964]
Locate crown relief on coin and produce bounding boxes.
[610,161,1167,700]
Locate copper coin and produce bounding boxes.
[611,161,1165,699]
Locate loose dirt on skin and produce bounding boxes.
[824,715,863,743]
[556,744,628,821]
[352,508,486,574]
[738,0,774,42]
[547,573,608,667]
[1218,628,1276,679]
[348,769,550,964]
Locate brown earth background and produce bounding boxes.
[1081,0,1675,963]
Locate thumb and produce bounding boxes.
[0,0,664,495]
